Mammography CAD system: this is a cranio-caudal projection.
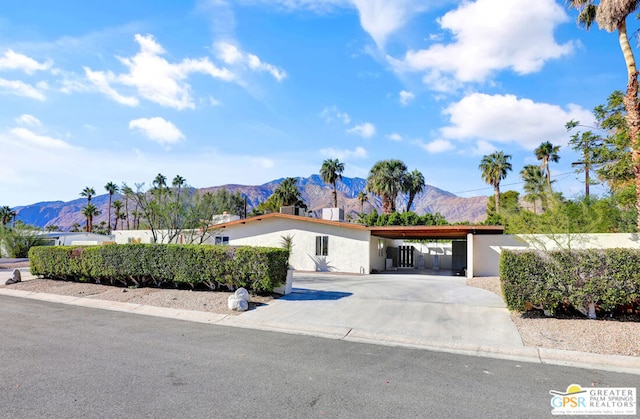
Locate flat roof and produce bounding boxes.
[212,213,503,240]
[368,225,503,240]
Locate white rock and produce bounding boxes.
[234,287,251,302]
[227,296,249,311]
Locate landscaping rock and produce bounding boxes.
[5,269,21,285]
[234,287,251,302]
[227,295,248,311]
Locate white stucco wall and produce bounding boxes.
[370,236,395,272]
[113,230,210,244]
[473,233,640,277]
[214,218,372,274]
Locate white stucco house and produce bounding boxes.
[199,212,504,277]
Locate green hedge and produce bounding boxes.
[29,244,289,293]
[500,249,640,316]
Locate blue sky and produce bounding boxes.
[0,0,629,207]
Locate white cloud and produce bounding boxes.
[422,139,454,153]
[129,117,185,144]
[319,105,351,125]
[0,77,47,100]
[83,67,139,106]
[16,114,41,126]
[399,90,414,106]
[347,122,376,138]
[251,156,276,169]
[388,0,573,90]
[351,0,431,48]
[215,41,287,81]
[472,139,497,156]
[0,50,52,74]
[441,93,593,150]
[387,132,403,142]
[10,127,74,149]
[320,146,367,160]
[85,34,235,110]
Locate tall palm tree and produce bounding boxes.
[80,186,95,205]
[121,184,133,229]
[152,173,167,190]
[479,151,512,214]
[81,204,100,232]
[0,206,16,225]
[520,164,547,213]
[366,159,408,214]
[357,191,368,213]
[104,181,119,234]
[272,177,305,208]
[112,200,124,231]
[320,158,345,208]
[403,169,425,212]
[535,141,561,191]
[568,0,640,231]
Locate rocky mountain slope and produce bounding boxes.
[13,175,488,230]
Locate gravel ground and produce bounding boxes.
[466,277,640,357]
[2,265,638,357]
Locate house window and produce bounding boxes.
[215,236,230,245]
[315,236,328,256]
[378,239,384,257]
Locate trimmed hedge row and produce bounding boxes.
[500,249,640,317]
[29,244,289,293]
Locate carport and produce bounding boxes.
[368,225,504,278]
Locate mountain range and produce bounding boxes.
[13,175,489,230]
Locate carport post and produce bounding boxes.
[466,233,473,279]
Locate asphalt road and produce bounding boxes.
[0,295,637,419]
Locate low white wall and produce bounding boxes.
[113,230,208,244]
[473,233,640,277]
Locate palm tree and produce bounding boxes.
[568,0,640,230]
[81,204,100,232]
[520,164,547,213]
[80,186,95,205]
[357,191,368,213]
[172,175,186,199]
[479,151,512,214]
[152,173,167,190]
[366,159,408,214]
[121,184,133,229]
[0,206,16,225]
[112,200,124,231]
[272,177,305,208]
[70,222,82,232]
[535,141,561,192]
[403,169,425,212]
[320,159,345,208]
[104,181,119,234]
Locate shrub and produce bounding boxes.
[29,244,289,293]
[500,249,640,317]
[0,225,48,258]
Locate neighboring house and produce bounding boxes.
[41,232,114,246]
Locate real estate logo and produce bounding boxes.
[550,384,636,415]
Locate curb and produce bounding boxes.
[0,287,638,375]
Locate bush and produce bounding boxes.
[500,249,640,317]
[29,244,289,293]
[0,225,48,258]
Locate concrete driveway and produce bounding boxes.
[220,272,524,350]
